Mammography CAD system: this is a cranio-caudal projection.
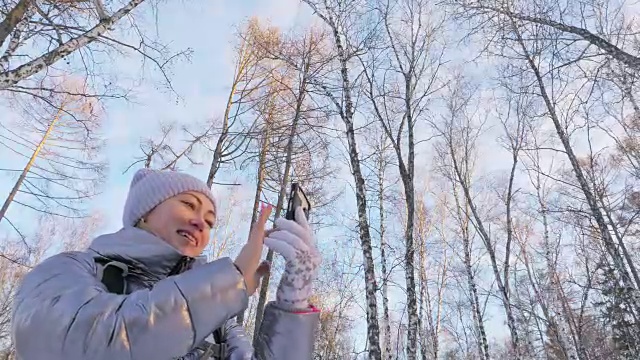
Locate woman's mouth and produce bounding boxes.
[177,230,197,245]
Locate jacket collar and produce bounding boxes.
[88,226,206,280]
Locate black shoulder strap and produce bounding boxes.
[196,327,227,359]
[95,259,128,295]
[199,340,227,359]
[213,327,225,344]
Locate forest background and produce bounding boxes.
[1,0,640,359]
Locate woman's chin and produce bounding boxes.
[178,245,202,258]
[164,238,200,257]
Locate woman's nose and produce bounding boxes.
[189,218,205,231]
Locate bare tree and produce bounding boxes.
[301,1,383,357]
[205,18,280,187]
[595,64,640,183]
[205,186,251,261]
[0,0,189,99]
[0,240,31,352]
[433,116,490,360]
[433,76,525,358]
[440,0,640,356]
[250,27,331,343]
[1,78,106,241]
[4,0,639,357]
[414,182,449,360]
[454,0,640,71]
[368,129,395,360]
[509,12,640,343]
[235,82,276,325]
[124,120,215,172]
[310,252,361,360]
[358,0,445,356]
[521,125,584,360]
[452,0,640,301]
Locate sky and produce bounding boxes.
[96,0,311,229]
[0,0,376,353]
[1,0,316,233]
[0,0,530,351]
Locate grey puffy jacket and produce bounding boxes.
[11,227,319,360]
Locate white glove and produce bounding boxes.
[264,207,321,310]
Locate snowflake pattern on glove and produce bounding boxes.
[277,249,321,308]
[264,207,322,310]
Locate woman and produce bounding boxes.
[11,168,322,360]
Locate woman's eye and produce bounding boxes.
[206,221,214,228]
[182,201,195,209]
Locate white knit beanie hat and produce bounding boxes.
[122,168,217,227]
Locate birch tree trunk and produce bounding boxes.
[437,79,521,358]
[458,1,640,71]
[360,1,446,354]
[302,1,382,358]
[510,22,640,314]
[0,0,30,47]
[375,133,393,360]
[451,167,490,360]
[0,0,147,89]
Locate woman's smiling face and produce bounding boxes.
[139,191,216,257]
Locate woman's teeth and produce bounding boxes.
[178,230,196,243]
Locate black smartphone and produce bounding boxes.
[285,183,311,221]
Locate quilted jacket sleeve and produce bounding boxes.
[223,318,253,360]
[11,251,247,360]
[223,303,320,360]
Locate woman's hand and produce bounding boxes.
[234,204,272,296]
[264,207,321,310]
